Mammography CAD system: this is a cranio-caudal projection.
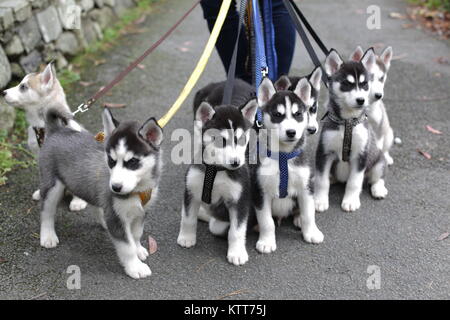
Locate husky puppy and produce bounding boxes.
[314,48,388,213]
[177,95,258,266]
[252,77,324,254]
[2,63,87,211]
[350,46,395,165]
[274,66,323,135]
[38,108,163,279]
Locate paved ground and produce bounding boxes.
[0,0,449,300]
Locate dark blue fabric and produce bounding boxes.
[200,0,295,84]
[262,0,278,81]
[267,149,302,198]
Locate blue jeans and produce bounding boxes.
[200,0,296,84]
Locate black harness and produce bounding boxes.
[326,111,367,162]
[33,127,46,147]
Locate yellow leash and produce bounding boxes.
[157,0,232,128]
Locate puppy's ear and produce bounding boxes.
[309,66,322,91]
[240,99,258,124]
[361,47,376,73]
[40,63,55,91]
[325,49,343,76]
[139,118,163,147]
[349,46,364,62]
[294,78,311,105]
[195,101,215,125]
[102,108,119,137]
[380,46,393,70]
[274,75,291,91]
[257,77,276,106]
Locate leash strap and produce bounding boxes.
[268,149,302,198]
[73,0,201,115]
[33,127,46,147]
[281,0,329,87]
[327,111,367,162]
[222,0,248,105]
[158,0,233,128]
[262,0,278,81]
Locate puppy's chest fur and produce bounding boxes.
[257,157,310,218]
[186,166,243,205]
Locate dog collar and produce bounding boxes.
[267,149,302,198]
[201,164,227,204]
[33,127,46,147]
[132,189,153,206]
[326,111,367,162]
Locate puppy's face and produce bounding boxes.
[3,63,56,110]
[195,100,257,170]
[259,77,310,147]
[325,49,376,117]
[102,109,163,195]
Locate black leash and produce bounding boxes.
[282,0,329,87]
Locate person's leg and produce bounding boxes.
[272,0,296,77]
[200,0,251,83]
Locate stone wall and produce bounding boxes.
[0,0,139,131]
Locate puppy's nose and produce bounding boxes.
[230,159,240,168]
[111,184,122,193]
[1,91,6,97]
[356,98,365,106]
[374,93,383,100]
[286,129,296,138]
[307,127,317,134]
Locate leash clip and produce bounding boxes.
[261,66,269,78]
[73,103,89,116]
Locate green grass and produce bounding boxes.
[0,0,158,185]
[408,0,450,12]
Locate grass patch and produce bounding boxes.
[0,0,158,185]
[408,0,450,12]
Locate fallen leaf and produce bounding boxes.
[402,23,414,29]
[94,59,106,66]
[148,235,157,254]
[217,289,249,300]
[79,81,93,87]
[178,47,190,52]
[103,103,126,108]
[137,64,145,70]
[434,56,449,64]
[183,41,193,46]
[0,257,7,264]
[426,125,443,135]
[417,149,431,159]
[389,12,407,19]
[134,15,146,24]
[392,53,408,60]
[437,232,449,241]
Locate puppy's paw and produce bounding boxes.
[385,153,394,166]
[40,230,59,248]
[302,226,324,244]
[341,196,361,212]
[137,245,149,261]
[371,182,388,199]
[314,196,329,212]
[177,233,196,248]
[124,260,152,279]
[69,197,87,212]
[227,247,249,266]
[32,189,41,201]
[256,238,277,253]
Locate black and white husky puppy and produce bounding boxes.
[274,66,323,135]
[314,48,388,213]
[177,86,258,266]
[251,77,324,254]
[38,108,163,279]
[350,46,395,165]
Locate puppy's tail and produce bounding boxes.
[45,108,76,135]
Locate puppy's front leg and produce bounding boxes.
[227,207,248,265]
[177,189,200,248]
[255,196,276,253]
[341,164,365,212]
[297,188,324,244]
[314,152,334,212]
[131,216,148,261]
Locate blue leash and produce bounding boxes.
[267,149,302,198]
[262,0,278,81]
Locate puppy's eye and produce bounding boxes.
[19,84,28,92]
[379,76,385,82]
[107,155,116,168]
[125,157,140,170]
[273,111,283,118]
[309,105,317,114]
[293,111,302,117]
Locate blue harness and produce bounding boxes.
[267,149,302,198]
